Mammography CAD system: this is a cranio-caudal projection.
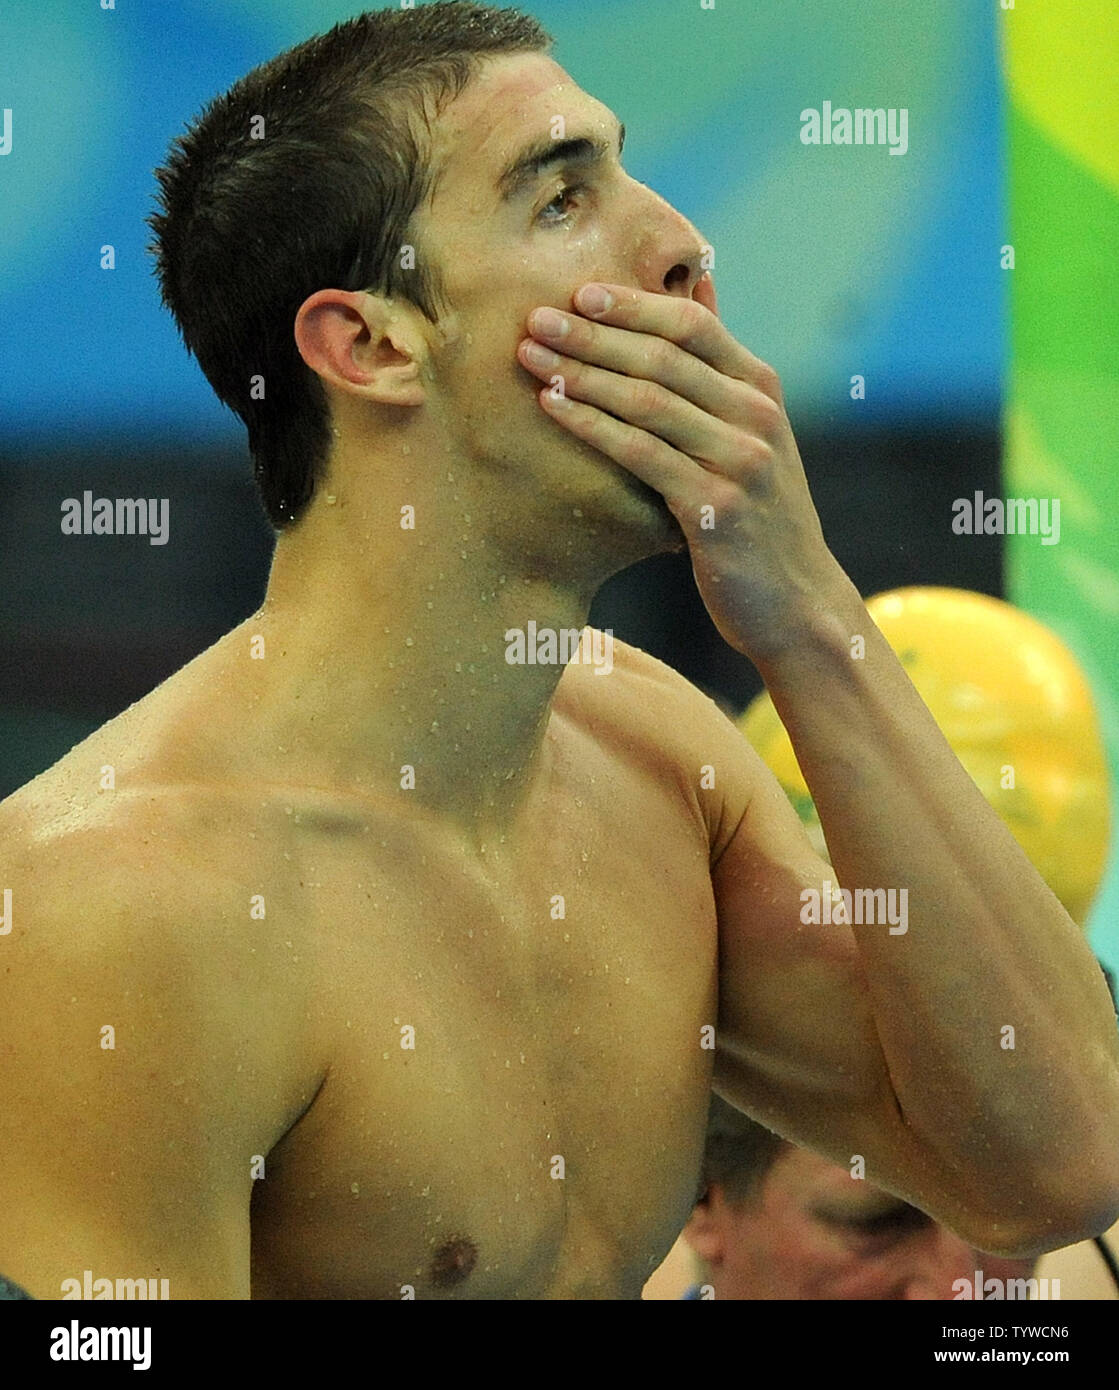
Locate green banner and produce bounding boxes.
[1003,1,1119,973]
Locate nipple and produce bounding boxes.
[430,1235,479,1288]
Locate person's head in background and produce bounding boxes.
[686,588,1115,1299]
[683,1094,1038,1300]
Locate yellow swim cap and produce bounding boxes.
[738,587,1111,930]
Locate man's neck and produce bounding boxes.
[251,473,615,838]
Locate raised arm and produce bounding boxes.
[709,692,1119,1259]
[523,278,1119,1259]
[711,581,1117,1256]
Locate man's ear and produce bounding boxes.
[294,288,426,407]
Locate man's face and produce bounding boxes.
[409,52,710,558]
[691,1149,1037,1300]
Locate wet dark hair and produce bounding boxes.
[148,3,551,529]
[700,1092,787,1207]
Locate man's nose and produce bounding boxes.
[627,179,709,299]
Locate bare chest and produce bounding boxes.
[250,786,719,1299]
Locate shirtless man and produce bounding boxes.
[1,4,1117,1300]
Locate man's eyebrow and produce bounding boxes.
[496,121,626,201]
[813,1197,920,1222]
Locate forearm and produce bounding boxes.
[754,567,1119,1223]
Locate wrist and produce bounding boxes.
[749,565,865,683]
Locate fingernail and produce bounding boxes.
[523,341,560,369]
[531,307,570,337]
[576,284,613,315]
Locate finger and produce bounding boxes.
[518,341,744,464]
[573,283,780,399]
[527,306,747,424]
[536,385,701,510]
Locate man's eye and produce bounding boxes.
[843,1208,931,1236]
[538,184,585,225]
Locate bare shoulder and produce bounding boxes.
[556,631,759,858]
[0,735,322,1161]
[0,727,252,932]
[0,644,288,909]
[0,754,315,1296]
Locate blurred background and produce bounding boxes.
[0,0,1114,970]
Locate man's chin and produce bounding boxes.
[531,424,688,563]
[619,470,687,554]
